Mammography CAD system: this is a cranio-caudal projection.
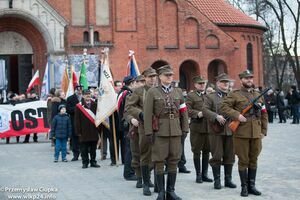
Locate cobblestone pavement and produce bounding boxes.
[0,118,300,200]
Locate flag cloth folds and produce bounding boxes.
[26,70,40,93]
[61,63,78,96]
[79,60,88,90]
[126,50,140,78]
[40,62,50,100]
[66,65,76,98]
[95,48,117,127]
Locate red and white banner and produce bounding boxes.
[0,101,49,138]
[26,70,40,93]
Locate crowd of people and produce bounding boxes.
[1,66,300,199]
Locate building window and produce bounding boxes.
[96,0,110,25]
[94,31,99,43]
[71,0,86,26]
[83,31,89,43]
[247,43,253,72]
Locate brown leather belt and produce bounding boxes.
[159,113,179,119]
[244,115,260,120]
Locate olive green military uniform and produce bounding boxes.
[219,70,268,196]
[124,109,141,176]
[144,65,189,200]
[144,85,189,173]
[202,73,236,189]
[126,85,152,166]
[203,90,235,165]
[186,76,212,183]
[220,87,268,169]
[126,67,157,196]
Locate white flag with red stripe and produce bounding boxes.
[26,70,40,93]
[179,102,187,113]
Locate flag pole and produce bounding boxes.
[98,51,104,161]
[112,113,119,166]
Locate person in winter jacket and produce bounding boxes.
[50,104,72,162]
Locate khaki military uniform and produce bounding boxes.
[203,90,235,167]
[144,85,189,174]
[220,87,268,170]
[186,91,210,157]
[123,108,140,176]
[126,85,152,166]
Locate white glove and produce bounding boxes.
[131,118,139,127]
[198,112,203,118]
[216,115,226,125]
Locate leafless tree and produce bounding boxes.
[228,0,299,89]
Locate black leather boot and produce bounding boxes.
[166,173,181,200]
[212,166,221,189]
[149,169,155,187]
[248,168,261,195]
[202,154,213,182]
[224,164,237,188]
[156,174,165,200]
[136,177,143,188]
[239,170,248,197]
[193,158,202,183]
[142,165,151,196]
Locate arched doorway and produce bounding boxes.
[0,17,47,94]
[151,60,169,71]
[179,60,199,91]
[207,59,228,85]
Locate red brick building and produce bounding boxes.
[0,0,266,93]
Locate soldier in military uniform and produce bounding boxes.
[202,73,236,190]
[144,65,189,200]
[186,76,213,184]
[220,70,268,197]
[126,68,157,196]
[123,75,145,189]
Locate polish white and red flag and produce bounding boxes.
[26,70,40,93]
[179,102,187,113]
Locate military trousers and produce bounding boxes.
[152,136,181,174]
[233,137,262,170]
[209,134,235,167]
[190,131,210,159]
[130,132,140,169]
[139,124,152,166]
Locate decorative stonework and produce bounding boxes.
[0,0,68,53]
[0,31,33,54]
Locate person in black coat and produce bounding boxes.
[286,85,300,124]
[275,89,286,123]
[67,85,83,161]
[75,89,100,169]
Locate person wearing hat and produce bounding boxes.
[67,84,83,161]
[186,75,213,184]
[220,70,268,197]
[117,75,137,180]
[144,65,189,200]
[135,75,146,87]
[50,104,72,162]
[126,67,157,195]
[202,73,236,190]
[75,89,101,169]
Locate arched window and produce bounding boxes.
[83,31,89,43]
[94,31,99,43]
[247,43,253,72]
